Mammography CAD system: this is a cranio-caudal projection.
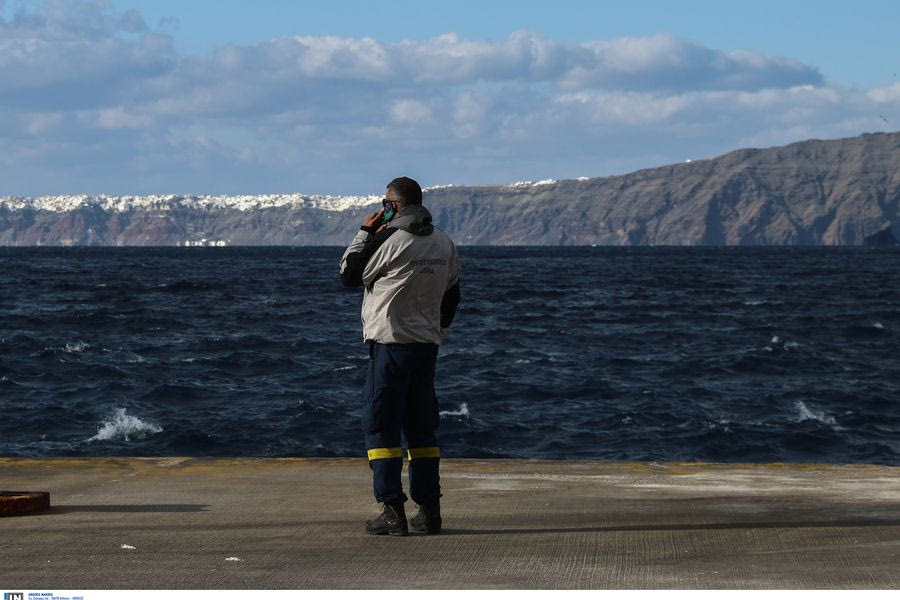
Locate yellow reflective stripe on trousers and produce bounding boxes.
[367,447,403,460]
[407,446,440,460]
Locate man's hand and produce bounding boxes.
[361,209,384,234]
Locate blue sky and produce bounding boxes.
[1,0,898,195]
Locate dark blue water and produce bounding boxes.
[2,247,899,464]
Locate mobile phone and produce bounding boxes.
[381,203,395,224]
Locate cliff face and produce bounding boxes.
[2,131,899,246]
[424,131,900,246]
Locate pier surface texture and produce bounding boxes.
[1,457,898,589]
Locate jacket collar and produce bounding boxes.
[391,204,434,235]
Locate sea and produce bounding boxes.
[1,246,899,465]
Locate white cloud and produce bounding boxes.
[21,111,64,134]
[0,1,173,109]
[91,106,153,129]
[560,35,822,91]
[868,83,900,103]
[556,91,691,126]
[390,99,434,125]
[166,29,820,94]
[452,91,493,138]
[288,35,392,81]
[0,1,894,196]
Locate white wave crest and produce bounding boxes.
[64,341,89,352]
[123,352,148,364]
[440,402,470,418]
[794,401,836,426]
[87,408,163,442]
[764,335,800,352]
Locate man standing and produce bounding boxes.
[340,176,460,536]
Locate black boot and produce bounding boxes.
[410,498,441,534]
[365,502,408,536]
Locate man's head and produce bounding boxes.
[385,176,422,208]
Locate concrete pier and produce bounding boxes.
[1,457,898,589]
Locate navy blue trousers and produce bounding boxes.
[363,342,441,504]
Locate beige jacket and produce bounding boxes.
[340,205,460,345]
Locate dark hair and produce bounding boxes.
[386,176,422,206]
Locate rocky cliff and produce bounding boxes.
[2,131,898,246]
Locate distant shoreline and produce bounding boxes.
[2,132,898,246]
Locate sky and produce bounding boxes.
[1,0,898,196]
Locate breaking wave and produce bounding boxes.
[440,403,470,418]
[794,401,837,426]
[87,408,163,442]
